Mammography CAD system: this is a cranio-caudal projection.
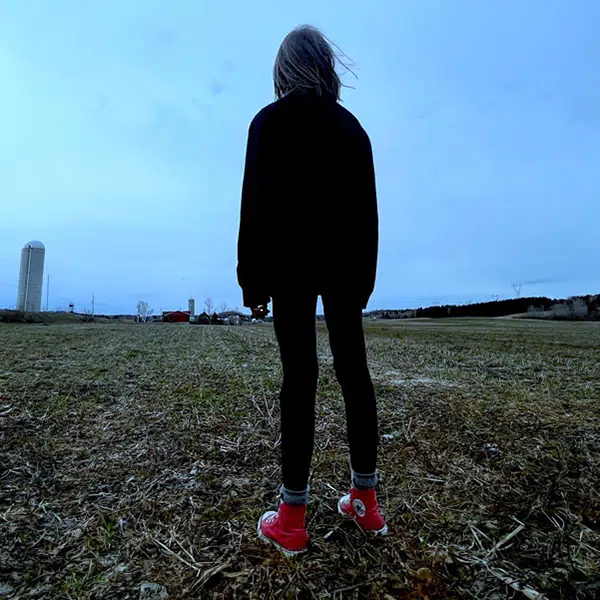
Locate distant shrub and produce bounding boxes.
[0,310,99,324]
[527,305,546,318]
[0,310,52,324]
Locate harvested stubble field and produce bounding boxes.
[1,319,599,600]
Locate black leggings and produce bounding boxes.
[273,293,378,493]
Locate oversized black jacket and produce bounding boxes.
[237,92,378,308]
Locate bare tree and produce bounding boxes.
[552,302,570,318]
[218,301,229,315]
[137,300,153,323]
[204,297,215,315]
[571,297,588,318]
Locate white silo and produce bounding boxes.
[188,298,196,317]
[17,241,45,312]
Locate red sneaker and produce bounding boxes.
[257,503,309,557]
[338,488,388,535]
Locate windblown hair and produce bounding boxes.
[273,25,355,101]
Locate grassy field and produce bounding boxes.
[1,319,599,599]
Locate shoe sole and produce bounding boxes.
[337,498,389,536]
[256,514,307,558]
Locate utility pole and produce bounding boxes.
[92,294,95,315]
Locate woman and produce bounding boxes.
[237,25,387,556]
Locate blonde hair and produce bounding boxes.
[273,25,355,101]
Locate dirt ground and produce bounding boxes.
[1,319,599,599]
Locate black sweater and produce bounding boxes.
[237,93,378,309]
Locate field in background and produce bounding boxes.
[1,319,599,599]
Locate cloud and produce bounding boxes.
[222,59,235,74]
[514,278,568,286]
[211,79,225,96]
[152,28,176,48]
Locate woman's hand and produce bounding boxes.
[251,305,270,319]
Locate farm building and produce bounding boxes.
[190,312,211,325]
[162,310,191,323]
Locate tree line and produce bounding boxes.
[365,294,600,321]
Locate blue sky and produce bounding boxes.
[1,0,598,314]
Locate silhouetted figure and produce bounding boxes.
[237,25,386,555]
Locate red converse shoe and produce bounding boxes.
[257,503,309,557]
[338,487,388,535]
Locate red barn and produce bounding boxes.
[162,310,190,323]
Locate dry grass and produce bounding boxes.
[1,319,598,599]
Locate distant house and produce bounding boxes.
[190,312,243,325]
[162,310,191,323]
